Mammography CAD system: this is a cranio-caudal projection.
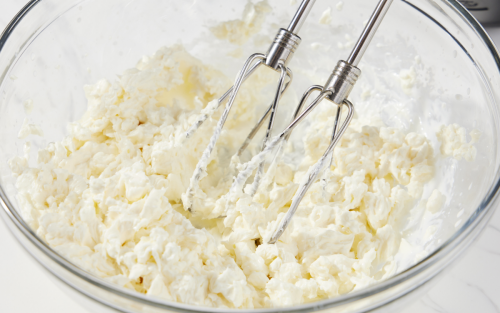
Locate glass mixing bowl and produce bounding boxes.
[0,0,499,312]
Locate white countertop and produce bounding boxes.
[1,1,500,312]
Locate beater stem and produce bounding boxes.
[347,0,393,66]
[287,0,316,35]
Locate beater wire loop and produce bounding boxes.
[268,100,354,244]
[184,53,266,211]
[250,64,289,196]
[236,67,293,157]
[185,57,265,140]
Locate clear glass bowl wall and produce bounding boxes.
[0,0,499,312]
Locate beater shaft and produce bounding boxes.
[287,0,315,34]
[347,0,393,67]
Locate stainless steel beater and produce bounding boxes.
[182,0,316,212]
[268,0,394,243]
[225,0,394,243]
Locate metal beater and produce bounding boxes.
[182,0,316,212]
[225,0,394,244]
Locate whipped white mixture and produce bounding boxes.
[9,43,478,308]
[436,124,480,162]
[210,0,272,46]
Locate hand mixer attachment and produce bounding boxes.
[182,0,316,212]
[224,0,394,244]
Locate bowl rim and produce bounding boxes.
[1,0,500,312]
